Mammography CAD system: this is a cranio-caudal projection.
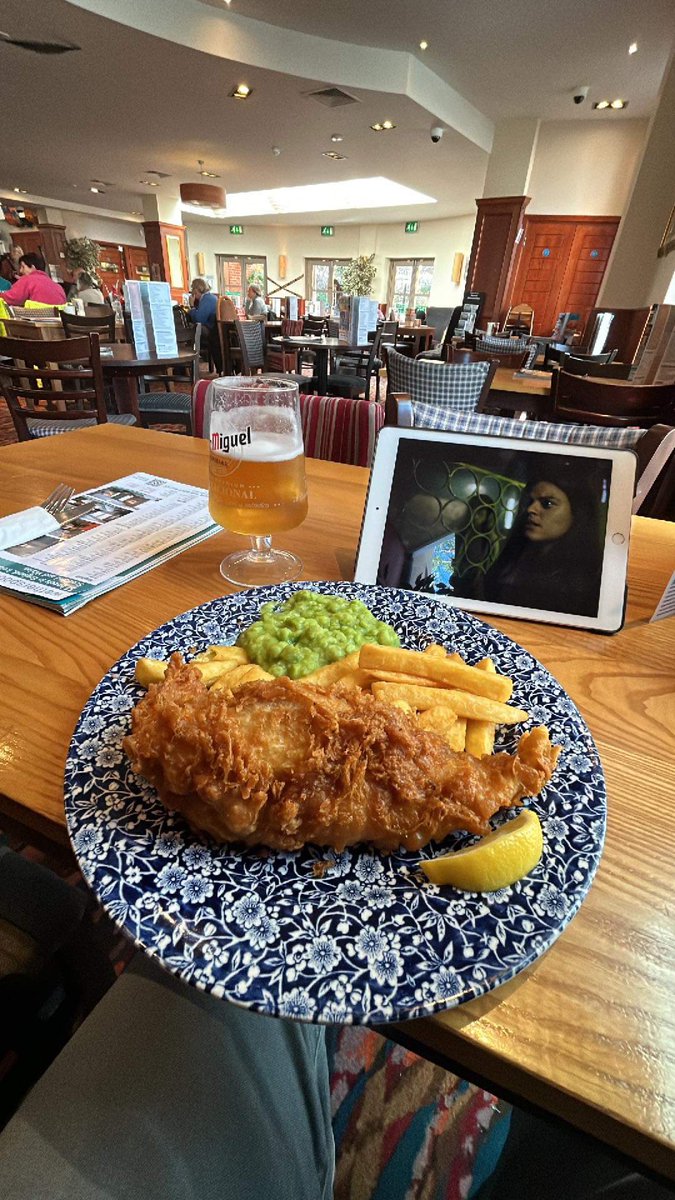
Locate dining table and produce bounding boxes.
[99,343,198,420]
[482,367,554,419]
[270,335,367,395]
[396,324,436,355]
[0,424,674,1185]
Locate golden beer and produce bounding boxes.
[209,427,308,536]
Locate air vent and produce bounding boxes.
[305,87,359,108]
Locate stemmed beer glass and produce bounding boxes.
[208,376,308,587]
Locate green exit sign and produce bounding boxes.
[405,221,419,234]
[321,225,334,237]
[229,224,244,235]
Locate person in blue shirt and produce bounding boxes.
[187,278,218,331]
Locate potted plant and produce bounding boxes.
[64,236,102,286]
[338,254,379,345]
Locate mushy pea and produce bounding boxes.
[237,591,400,679]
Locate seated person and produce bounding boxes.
[71,270,105,306]
[1,252,67,307]
[244,282,267,321]
[187,277,218,332]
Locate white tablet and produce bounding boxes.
[354,427,637,633]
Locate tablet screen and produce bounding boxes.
[375,438,613,618]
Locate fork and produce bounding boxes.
[40,483,75,516]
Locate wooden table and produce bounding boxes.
[4,317,125,342]
[1,425,674,1182]
[397,324,435,355]
[99,344,198,420]
[484,367,554,419]
[271,336,356,394]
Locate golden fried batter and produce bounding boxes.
[123,655,559,852]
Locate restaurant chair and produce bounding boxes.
[265,318,304,373]
[84,302,114,318]
[501,304,534,336]
[558,356,631,379]
[544,344,617,370]
[552,369,675,428]
[234,320,313,389]
[0,333,137,441]
[137,326,202,435]
[60,310,116,343]
[298,392,385,467]
[475,335,538,368]
[455,345,530,372]
[216,319,241,376]
[324,328,383,401]
[385,347,495,425]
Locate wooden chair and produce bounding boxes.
[234,320,310,388]
[560,357,631,379]
[502,304,534,336]
[0,333,136,441]
[552,369,675,428]
[544,344,617,370]
[453,345,529,372]
[265,318,304,372]
[137,326,201,435]
[60,310,116,343]
[84,302,115,318]
[216,320,241,375]
[385,348,497,425]
[325,329,383,401]
[632,424,675,520]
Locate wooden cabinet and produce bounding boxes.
[124,246,150,281]
[96,241,126,294]
[508,216,620,336]
[465,196,530,325]
[142,222,189,301]
[11,223,73,284]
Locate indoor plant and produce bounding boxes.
[64,236,102,285]
[340,253,376,297]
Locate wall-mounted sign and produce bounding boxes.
[405,221,419,234]
[321,225,334,237]
[229,224,244,236]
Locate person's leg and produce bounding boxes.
[0,951,334,1200]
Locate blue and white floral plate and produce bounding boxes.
[64,582,606,1025]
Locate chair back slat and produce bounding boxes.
[234,320,265,372]
[61,311,116,343]
[553,369,675,428]
[0,333,107,441]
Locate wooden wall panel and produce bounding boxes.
[465,196,530,324]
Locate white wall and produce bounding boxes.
[527,119,648,216]
[0,209,145,259]
[184,213,475,307]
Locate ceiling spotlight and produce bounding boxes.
[140,179,161,186]
[371,121,396,132]
[231,83,252,99]
[628,42,638,54]
[382,120,395,130]
[322,151,346,160]
[610,98,628,109]
[90,186,101,193]
[419,40,428,50]
[330,134,343,142]
[593,100,610,109]
[271,146,281,156]
[13,186,27,194]
[197,159,220,178]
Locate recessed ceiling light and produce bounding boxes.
[610,98,628,109]
[13,187,27,194]
[628,42,638,54]
[330,134,343,142]
[419,40,428,50]
[90,186,101,193]
[593,100,611,109]
[322,151,347,160]
[200,169,220,178]
[140,179,161,186]
[371,121,397,132]
[231,84,252,99]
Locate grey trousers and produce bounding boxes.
[0,952,335,1200]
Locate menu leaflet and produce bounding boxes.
[0,473,219,615]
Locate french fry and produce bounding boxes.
[418,709,465,750]
[423,644,447,658]
[192,645,249,664]
[301,651,361,687]
[371,681,527,724]
[134,658,167,687]
[391,699,414,714]
[465,659,497,758]
[359,645,512,702]
[211,663,274,691]
[365,668,446,688]
[332,668,372,690]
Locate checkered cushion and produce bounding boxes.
[25,413,137,438]
[138,392,191,413]
[408,407,644,450]
[387,348,489,418]
[476,336,538,368]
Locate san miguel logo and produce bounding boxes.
[211,426,252,454]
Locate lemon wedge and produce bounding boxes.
[420,809,543,891]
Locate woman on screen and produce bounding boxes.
[480,469,607,616]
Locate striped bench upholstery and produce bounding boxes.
[299,393,384,467]
[24,413,137,438]
[405,407,644,450]
[387,348,490,416]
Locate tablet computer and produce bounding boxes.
[354,427,637,633]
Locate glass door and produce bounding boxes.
[306,258,350,311]
[387,259,435,318]
[216,255,268,308]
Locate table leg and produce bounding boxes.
[315,347,329,395]
[112,374,142,422]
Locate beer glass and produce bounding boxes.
[208,376,308,586]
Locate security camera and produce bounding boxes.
[573,85,589,105]
[430,125,444,143]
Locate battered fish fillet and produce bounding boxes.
[123,655,560,852]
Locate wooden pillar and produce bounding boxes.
[141,222,189,300]
[465,196,530,325]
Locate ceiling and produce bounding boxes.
[0,0,673,227]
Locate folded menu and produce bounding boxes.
[0,473,219,615]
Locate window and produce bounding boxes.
[215,255,267,307]
[387,258,435,317]
[305,258,350,309]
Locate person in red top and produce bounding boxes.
[1,252,67,307]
